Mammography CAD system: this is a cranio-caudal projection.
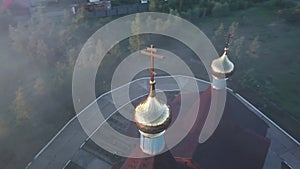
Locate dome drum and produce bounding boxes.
[135,115,171,134]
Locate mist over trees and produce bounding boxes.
[6,5,126,126]
[12,87,31,125]
[7,9,86,126]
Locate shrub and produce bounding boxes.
[269,0,296,8]
[283,4,300,23]
[182,6,204,20]
[212,2,230,17]
[0,10,16,31]
[229,0,250,11]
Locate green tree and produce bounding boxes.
[9,24,28,56]
[228,22,239,36]
[129,14,144,52]
[149,0,157,12]
[12,87,31,125]
[213,23,225,45]
[231,36,245,60]
[212,2,230,17]
[227,22,244,60]
[36,40,50,67]
[247,36,260,58]
[34,77,47,96]
[9,9,54,68]
[169,8,180,17]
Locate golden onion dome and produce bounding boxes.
[211,48,234,78]
[134,81,171,134]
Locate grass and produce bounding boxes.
[191,6,300,139]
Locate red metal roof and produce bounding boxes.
[170,88,212,158]
[113,87,270,169]
[1,0,13,9]
[112,146,192,169]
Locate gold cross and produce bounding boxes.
[140,44,164,82]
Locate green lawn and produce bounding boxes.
[192,6,300,139]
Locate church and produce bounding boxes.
[25,42,299,169]
[111,44,270,169]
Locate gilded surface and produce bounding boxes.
[211,48,234,77]
[134,96,171,134]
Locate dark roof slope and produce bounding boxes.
[226,91,269,136]
[192,124,270,169]
[170,88,211,158]
[112,87,270,169]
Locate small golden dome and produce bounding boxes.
[134,81,171,134]
[211,48,234,78]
